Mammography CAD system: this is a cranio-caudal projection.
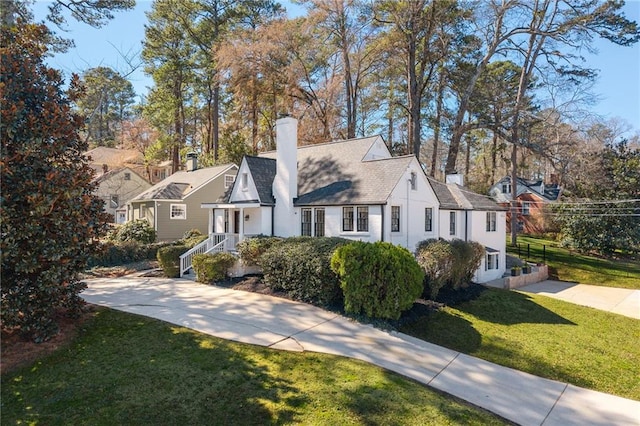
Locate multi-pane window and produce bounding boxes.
[522,202,531,216]
[302,208,325,237]
[224,174,235,188]
[314,208,325,237]
[449,211,456,235]
[170,204,186,219]
[124,172,131,181]
[486,211,496,232]
[391,206,400,232]
[485,253,499,270]
[343,206,369,232]
[224,209,230,233]
[425,207,433,232]
[342,207,354,231]
[502,183,511,194]
[301,208,312,236]
[357,207,369,232]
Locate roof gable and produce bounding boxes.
[132,163,237,201]
[227,156,276,204]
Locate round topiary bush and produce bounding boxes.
[331,241,424,320]
[157,244,187,278]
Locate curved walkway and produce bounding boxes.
[518,281,640,320]
[82,276,640,426]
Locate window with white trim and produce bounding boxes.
[485,253,499,270]
[224,174,235,188]
[391,206,400,232]
[425,207,433,232]
[357,207,369,232]
[449,211,456,235]
[502,182,511,194]
[241,172,248,191]
[170,204,187,220]
[522,202,531,216]
[486,211,496,232]
[224,209,229,232]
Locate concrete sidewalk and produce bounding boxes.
[518,281,640,320]
[82,276,640,426]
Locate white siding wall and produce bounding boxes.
[469,210,507,283]
[385,165,439,251]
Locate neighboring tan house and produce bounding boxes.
[128,158,238,241]
[190,116,506,282]
[489,176,561,235]
[85,146,173,184]
[92,167,151,223]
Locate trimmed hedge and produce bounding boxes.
[331,241,424,320]
[237,236,283,266]
[88,241,170,267]
[157,245,188,278]
[192,252,237,284]
[261,237,349,306]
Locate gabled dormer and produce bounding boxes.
[228,156,276,205]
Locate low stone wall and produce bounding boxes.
[503,265,549,289]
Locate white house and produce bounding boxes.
[188,116,506,282]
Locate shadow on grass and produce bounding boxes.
[1,308,305,425]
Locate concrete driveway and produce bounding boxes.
[82,276,640,426]
[518,281,640,319]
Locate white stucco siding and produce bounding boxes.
[230,160,261,203]
[386,166,439,251]
[469,210,507,283]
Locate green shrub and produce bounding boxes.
[88,241,169,267]
[416,239,485,299]
[157,245,188,278]
[450,239,485,290]
[331,241,424,320]
[183,229,203,239]
[112,219,157,244]
[415,239,456,300]
[192,252,237,284]
[261,237,348,306]
[237,236,283,266]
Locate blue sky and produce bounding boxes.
[34,0,640,137]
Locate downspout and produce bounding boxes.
[380,204,385,242]
[154,201,158,236]
[271,205,275,236]
[465,210,469,242]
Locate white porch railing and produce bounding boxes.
[179,233,239,277]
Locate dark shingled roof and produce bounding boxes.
[246,156,276,204]
[428,177,505,211]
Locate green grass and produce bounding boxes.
[508,235,640,289]
[2,308,506,425]
[401,287,640,400]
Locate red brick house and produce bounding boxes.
[489,176,561,234]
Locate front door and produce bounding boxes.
[233,210,240,234]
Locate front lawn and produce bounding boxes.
[1,308,506,425]
[508,235,640,289]
[401,287,640,400]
